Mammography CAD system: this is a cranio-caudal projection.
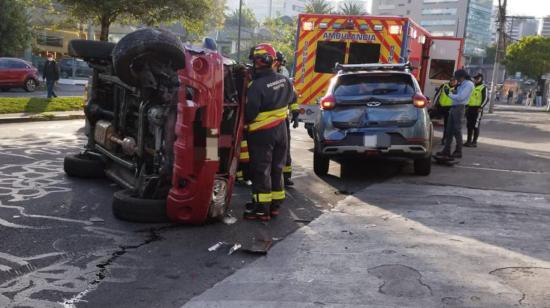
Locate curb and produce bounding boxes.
[0,114,85,124]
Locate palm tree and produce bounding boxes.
[337,0,366,15]
[304,0,333,14]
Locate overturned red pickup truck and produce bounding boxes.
[64,28,246,224]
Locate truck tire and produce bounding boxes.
[313,151,329,176]
[112,189,169,223]
[414,156,432,176]
[112,28,186,87]
[68,40,116,60]
[64,153,105,178]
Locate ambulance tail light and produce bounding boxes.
[320,95,336,110]
[413,93,428,108]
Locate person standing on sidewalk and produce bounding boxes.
[436,69,474,159]
[244,43,296,221]
[433,77,457,145]
[464,73,488,148]
[42,54,59,98]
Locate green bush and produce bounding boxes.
[0,97,84,114]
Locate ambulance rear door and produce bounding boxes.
[423,37,463,100]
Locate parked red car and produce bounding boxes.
[63,29,247,224]
[0,57,40,92]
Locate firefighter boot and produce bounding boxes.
[243,202,270,221]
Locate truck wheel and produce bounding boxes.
[64,153,105,178]
[68,40,116,60]
[112,28,186,87]
[414,156,432,176]
[112,189,169,223]
[313,151,329,176]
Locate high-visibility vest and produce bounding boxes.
[248,106,288,132]
[439,84,453,107]
[468,84,485,107]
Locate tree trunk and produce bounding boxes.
[99,16,111,41]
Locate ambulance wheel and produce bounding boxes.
[64,153,105,178]
[414,155,432,176]
[112,189,169,223]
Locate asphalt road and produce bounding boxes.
[1,110,549,307]
[0,120,390,308]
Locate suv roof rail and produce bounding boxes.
[335,62,411,73]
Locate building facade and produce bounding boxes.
[540,16,550,37]
[228,0,306,21]
[371,0,493,57]
[506,16,539,42]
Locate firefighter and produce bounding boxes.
[433,78,457,145]
[274,51,299,186]
[244,43,296,221]
[464,73,488,148]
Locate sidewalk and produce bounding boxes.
[0,110,84,124]
[493,104,549,112]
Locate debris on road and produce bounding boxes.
[228,243,242,255]
[208,242,227,252]
[89,216,105,223]
[222,215,238,225]
[243,238,273,255]
[294,218,312,223]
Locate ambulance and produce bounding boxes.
[292,13,464,136]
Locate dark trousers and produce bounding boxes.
[442,105,464,155]
[283,118,292,179]
[46,79,57,98]
[248,121,288,209]
[440,106,450,143]
[465,107,482,143]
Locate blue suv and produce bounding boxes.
[313,63,433,176]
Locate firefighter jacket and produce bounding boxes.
[245,69,297,132]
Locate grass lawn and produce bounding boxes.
[0,97,84,114]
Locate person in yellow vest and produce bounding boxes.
[433,78,457,145]
[274,51,300,186]
[464,73,488,147]
[244,43,297,221]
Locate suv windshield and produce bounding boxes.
[334,74,415,97]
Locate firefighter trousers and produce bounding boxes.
[248,121,288,210]
[283,118,292,179]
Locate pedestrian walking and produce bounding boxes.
[464,73,488,148]
[536,89,542,107]
[432,78,457,145]
[274,51,299,186]
[244,43,296,221]
[507,90,514,105]
[436,69,474,159]
[42,54,59,98]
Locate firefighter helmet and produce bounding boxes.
[252,43,276,66]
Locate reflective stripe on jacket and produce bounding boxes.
[248,106,288,132]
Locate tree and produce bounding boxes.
[0,0,33,56]
[57,0,211,41]
[304,0,332,14]
[264,17,297,69]
[225,6,259,29]
[337,0,366,15]
[504,36,550,79]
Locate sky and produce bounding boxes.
[503,0,550,17]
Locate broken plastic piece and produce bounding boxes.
[228,243,242,255]
[208,242,226,252]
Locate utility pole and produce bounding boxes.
[236,0,243,63]
[488,0,507,113]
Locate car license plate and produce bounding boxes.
[364,135,377,147]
